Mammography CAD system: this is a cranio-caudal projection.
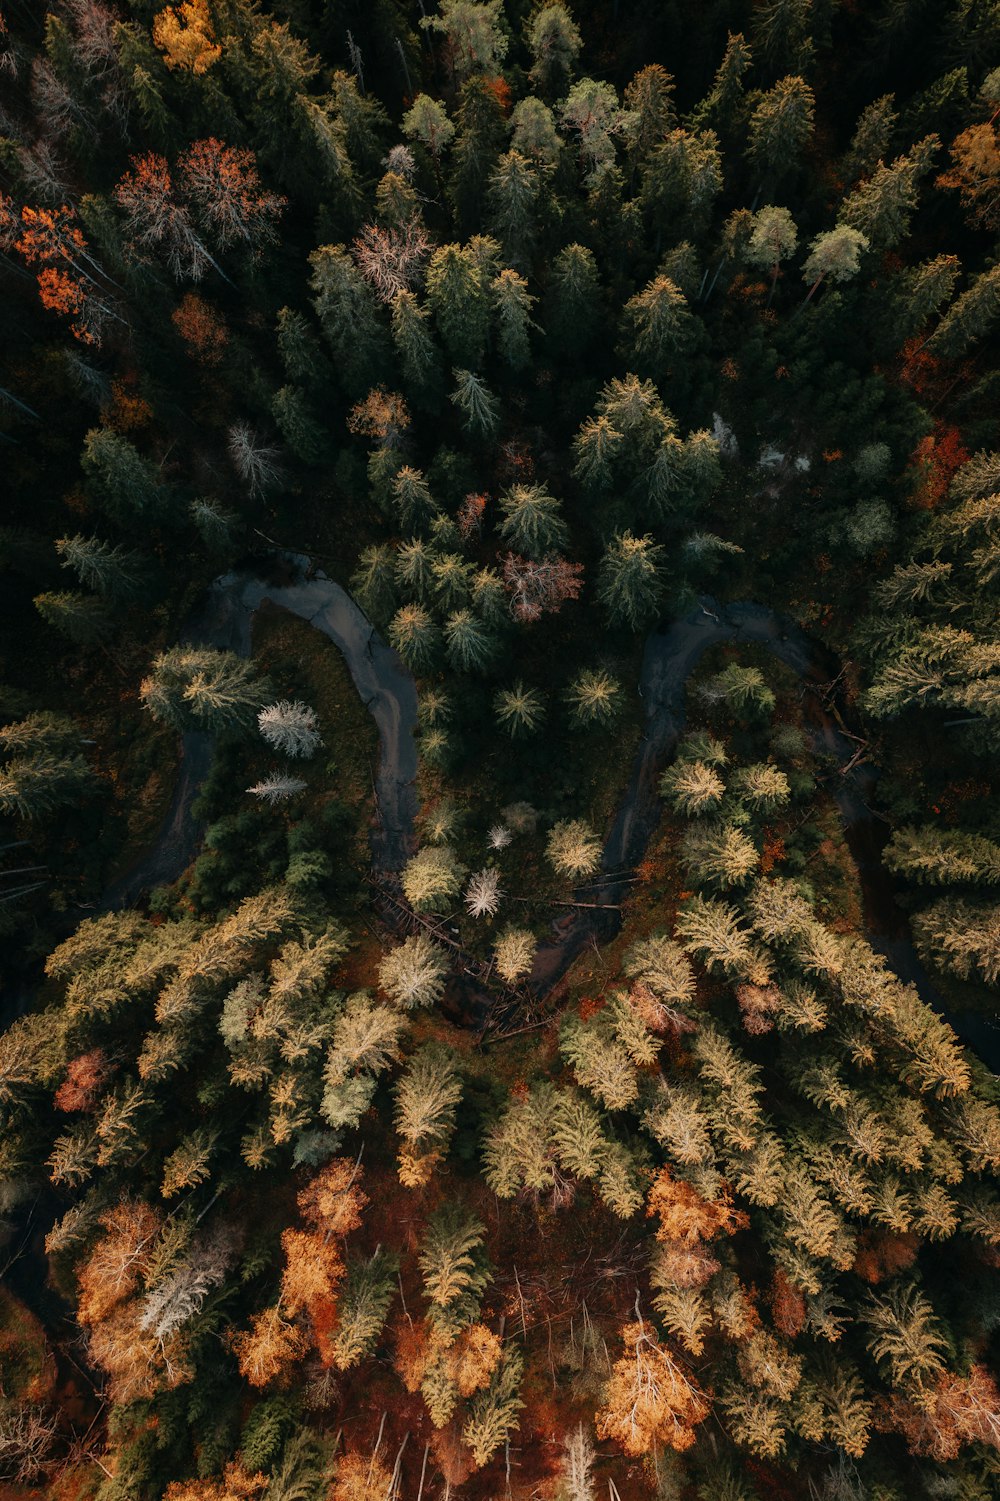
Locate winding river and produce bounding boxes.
[104,556,1000,1071]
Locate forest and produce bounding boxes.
[1,1,1000,1497]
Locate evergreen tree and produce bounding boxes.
[34,590,110,645]
[494,680,545,737]
[390,290,443,403]
[545,242,601,357]
[547,818,601,880]
[444,608,498,672]
[81,428,166,523]
[378,933,451,1009]
[427,244,491,367]
[56,534,145,603]
[747,76,815,185]
[597,532,666,631]
[527,3,582,95]
[389,604,442,672]
[401,846,466,913]
[565,668,622,726]
[140,647,270,734]
[394,1043,462,1186]
[492,267,536,368]
[330,1249,397,1369]
[450,367,501,437]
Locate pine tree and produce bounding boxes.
[927,263,1000,359]
[419,1205,490,1338]
[246,773,307,804]
[401,846,466,913]
[395,1043,462,1185]
[597,532,666,631]
[488,150,540,269]
[547,818,601,880]
[865,1284,948,1389]
[528,3,582,94]
[427,244,490,367]
[421,0,507,81]
[681,822,759,890]
[660,759,726,815]
[389,605,442,672]
[733,763,791,812]
[462,1346,525,1467]
[271,385,327,465]
[492,267,536,368]
[545,242,601,357]
[747,76,815,184]
[56,534,145,602]
[746,205,797,301]
[391,466,440,531]
[622,275,696,379]
[34,590,110,644]
[450,367,500,437]
[377,933,450,1009]
[801,225,869,300]
[510,95,562,164]
[839,141,936,250]
[390,290,442,401]
[309,244,388,393]
[498,484,568,559]
[493,926,536,983]
[141,647,270,734]
[912,895,1000,986]
[431,553,474,611]
[350,544,397,625]
[443,609,498,672]
[449,75,507,234]
[494,681,545,737]
[565,668,622,726]
[884,826,1000,885]
[81,427,165,521]
[330,1249,397,1369]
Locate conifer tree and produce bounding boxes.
[401,846,466,913]
[444,608,498,672]
[492,267,536,368]
[141,647,270,734]
[389,605,441,672]
[494,681,546,737]
[565,668,622,726]
[498,484,568,559]
[56,535,145,602]
[427,245,490,367]
[450,368,500,437]
[34,590,110,644]
[747,76,815,184]
[546,818,601,880]
[394,1043,462,1186]
[330,1249,397,1369]
[545,242,601,356]
[597,532,666,631]
[377,934,451,1009]
[528,3,582,94]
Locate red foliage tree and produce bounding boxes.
[502,552,583,622]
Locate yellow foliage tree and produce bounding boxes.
[153,1,222,74]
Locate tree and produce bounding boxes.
[389,605,441,672]
[309,244,388,392]
[177,139,285,252]
[502,553,583,622]
[802,225,869,301]
[34,589,110,644]
[246,773,307,804]
[698,662,776,719]
[450,367,500,436]
[488,150,541,268]
[597,532,666,631]
[680,821,760,889]
[419,1205,490,1338]
[639,129,723,240]
[391,466,440,530]
[402,94,456,158]
[353,221,430,303]
[81,428,165,522]
[394,1043,462,1185]
[565,668,622,725]
[839,140,937,249]
[152,1,221,74]
[494,926,536,982]
[258,702,322,759]
[560,78,625,177]
[747,76,815,183]
[463,1346,525,1466]
[677,895,769,983]
[528,3,582,94]
[865,1284,948,1389]
[912,896,1000,986]
[329,1249,397,1369]
[511,96,562,164]
[427,245,490,367]
[492,268,536,367]
[228,422,281,497]
[443,609,498,672]
[0,748,95,820]
[883,826,1000,885]
[660,759,726,815]
[401,846,466,913]
[547,818,601,882]
[421,0,507,81]
[494,681,545,737]
[746,205,797,301]
[350,544,397,624]
[622,275,696,379]
[596,1321,710,1455]
[733,763,790,812]
[390,290,442,399]
[927,263,1000,359]
[377,934,450,1008]
[141,647,270,734]
[271,385,326,465]
[545,242,600,356]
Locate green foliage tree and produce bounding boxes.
[597,532,666,630]
[140,648,270,734]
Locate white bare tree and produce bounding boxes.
[226,421,282,497]
[465,868,502,918]
[258,701,323,758]
[246,773,307,804]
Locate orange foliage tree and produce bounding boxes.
[171,292,229,365]
[881,1364,1000,1460]
[596,1320,711,1455]
[937,122,1000,231]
